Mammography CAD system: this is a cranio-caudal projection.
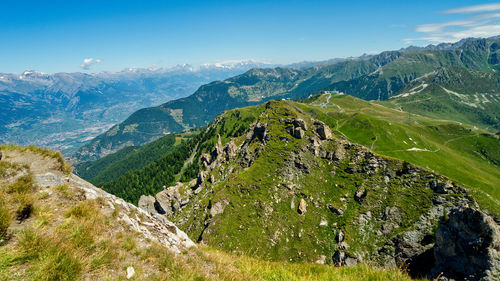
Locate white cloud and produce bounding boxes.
[443,3,500,14]
[405,3,500,44]
[80,58,102,70]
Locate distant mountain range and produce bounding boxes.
[74,37,500,162]
[0,60,274,154]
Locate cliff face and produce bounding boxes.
[136,100,500,279]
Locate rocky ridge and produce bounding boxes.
[137,100,500,280]
[4,149,195,254]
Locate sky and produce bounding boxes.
[1,0,500,74]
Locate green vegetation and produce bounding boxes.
[0,200,10,240]
[303,93,500,215]
[100,106,264,205]
[382,66,500,132]
[75,130,200,185]
[0,146,417,280]
[118,100,468,265]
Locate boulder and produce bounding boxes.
[298,199,307,214]
[293,118,307,130]
[223,141,238,160]
[333,251,358,267]
[138,195,156,214]
[314,121,332,140]
[211,134,224,159]
[333,250,345,266]
[429,180,453,194]
[316,255,327,264]
[354,188,367,202]
[210,201,227,218]
[338,241,349,250]
[432,207,500,280]
[333,145,346,161]
[253,123,267,141]
[126,266,135,280]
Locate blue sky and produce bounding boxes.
[1,0,500,73]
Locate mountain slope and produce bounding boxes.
[127,100,499,279]
[325,38,500,101]
[75,37,500,162]
[71,52,406,161]
[0,147,415,280]
[303,94,500,213]
[382,66,500,132]
[75,129,201,185]
[0,62,269,154]
[91,95,500,216]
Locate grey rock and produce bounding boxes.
[382,206,402,222]
[381,223,396,235]
[138,195,156,214]
[126,266,135,280]
[253,123,267,142]
[34,172,66,188]
[333,251,358,267]
[429,180,453,194]
[344,256,358,267]
[314,121,332,140]
[223,141,238,160]
[432,207,500,280]
[293,118,307,130]
[316,255,327,265]
[339,241,349,250]
[210,201,227,218]
[200,153,211,167]
[358,211,372,225]
[333,145,346,161]
[354,188,367,202]
[211,134,224,159]
[333,250,345,266]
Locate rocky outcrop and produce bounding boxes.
[138,195,157,214]
[155,182,193,216]
[4,150,196,255]
[432,206,500,281]
[314,121,332,140]
[282,118,308,139]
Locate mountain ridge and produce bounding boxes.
[74,37,500,162]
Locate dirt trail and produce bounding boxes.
[3,150,60,175]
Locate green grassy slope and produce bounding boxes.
[382,66,500,132]
[325,38,500,100]
[155,100,473,268]
[302,93,500,214]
